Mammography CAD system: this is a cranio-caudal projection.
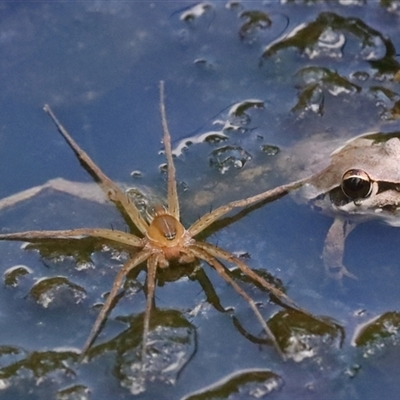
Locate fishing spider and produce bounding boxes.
[0,82,307,363]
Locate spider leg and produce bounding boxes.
[188,244,285,358]
[0,228,143,248]
[81,249,152,358]
[198,242,337,329]
[188,178,308,237]
[194,241,305,313]
[43,105,149,234]
[140,253,158,373]
[159,81,179,220]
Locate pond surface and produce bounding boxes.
[0,1,400,399]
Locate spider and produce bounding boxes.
[0,82,308,365]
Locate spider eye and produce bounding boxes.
[147,214,183,245]
[341,169,373,199]
[158,215,177,240]
[163,227,176,240]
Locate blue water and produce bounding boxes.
[0,1,400,399]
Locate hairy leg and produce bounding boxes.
[81,249,151,358]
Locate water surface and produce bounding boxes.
[0,1,400,399]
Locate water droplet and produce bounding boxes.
[269,309,342,362]
[339,0,365,4]
[351,71,370,81]
[261,144,280,156]
[293,67,360,115]
[352,311,400,349]
[360,34,386,61]
[109,248,129,262]
[228,99,264,118]
[180,2,212,22]
[232,251,251,259]
[0,379,9,390]
[344,363,361,378]
[0,345,26,369]
[3,265,32,287]
[125,187,150,213]
[180,181,190,192]
[225,1,242,11]
[306,27,345,59]
[158,162,168,174]
[262,11,390,69]
[384,1,400,13]
[56,384,90,400]
[302,84,324,115]
[370,86,400,120]
[30,276,86,308]
[181,369,283,400]
[354,309,367,317]
[75,261,95,271]
[239,10,272,40]
[130,170,142,178]
[209,145,252,174]
[194,58,214,71]
[172,131,228,157]
[119,324,196,394]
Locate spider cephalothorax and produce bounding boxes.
[145,205,194,264]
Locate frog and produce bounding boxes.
[189,129,400,279]
[296,131,400,279]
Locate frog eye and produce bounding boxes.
[341,169,373,199]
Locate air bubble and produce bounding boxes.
[209,145,252,174]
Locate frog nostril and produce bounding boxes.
[341,169,372,199]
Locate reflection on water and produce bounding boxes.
[0,1,400,399]
[182,369,283,400]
